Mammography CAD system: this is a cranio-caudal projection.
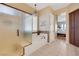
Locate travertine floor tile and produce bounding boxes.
[30,39,79,56]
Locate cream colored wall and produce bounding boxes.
[5,3,35,14]
[38,6,56,16]
[55,3,79,15]
[55,3,79,44]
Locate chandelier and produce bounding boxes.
[34,4,37,15]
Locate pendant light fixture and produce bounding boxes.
[33,4,40,35]
[34,4,37,15]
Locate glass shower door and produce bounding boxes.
[0,4,32,53]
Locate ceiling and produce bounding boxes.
[27,3,70,11]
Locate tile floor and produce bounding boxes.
[30,39,79,56]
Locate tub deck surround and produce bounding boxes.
[0,37,32,56]
[20,40,32,47]
[16,39,32,56]
[24,33,48,55]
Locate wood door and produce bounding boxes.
[74,9,79,47]
[69,9,79,47]
[69,12,75,45]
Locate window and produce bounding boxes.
[57,12,66,34]
[22,14,32,32]
[33,15,37,32]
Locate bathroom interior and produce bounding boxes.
[0,3,79,56]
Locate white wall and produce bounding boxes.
[49,13,55,42]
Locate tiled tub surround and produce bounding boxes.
[24,33,48,55]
